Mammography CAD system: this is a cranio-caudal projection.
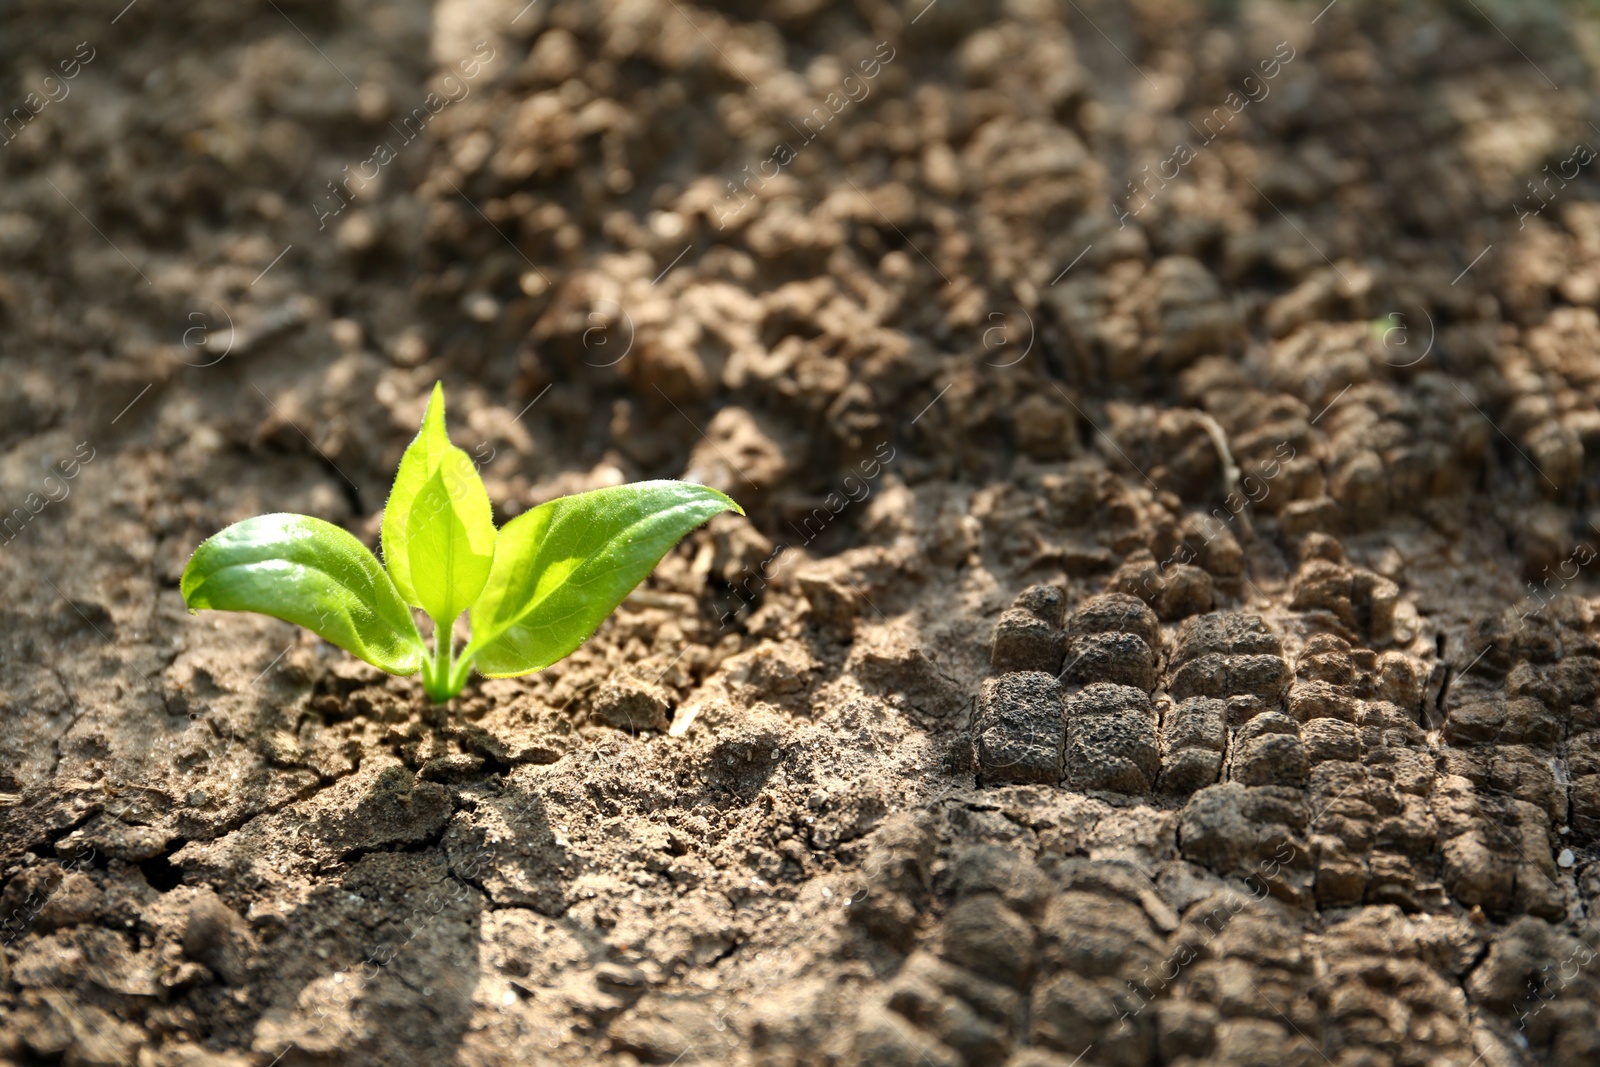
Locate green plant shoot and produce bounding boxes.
[181,382,743,702]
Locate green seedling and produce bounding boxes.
[181,382,742,702]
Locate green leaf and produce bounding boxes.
[181,513,425,675]
[381,382,496,624]
[466,481,742,678]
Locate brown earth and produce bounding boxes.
[4,0,1600,1064]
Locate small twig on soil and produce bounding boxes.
[1194,412,1253,539]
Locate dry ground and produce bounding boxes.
[4,0,1600,1064]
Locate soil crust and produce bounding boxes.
[4,1,1600,1064]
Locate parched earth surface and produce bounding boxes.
[6,0,1600,1064]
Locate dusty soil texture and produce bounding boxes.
[7,0,1600,1064]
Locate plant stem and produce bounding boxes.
[448,644,475,696]
[425,620,455,702]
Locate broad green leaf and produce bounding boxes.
[406,465,496,625]
[181,513,425,675]
[466,481,742,678]
[381,382,496,623]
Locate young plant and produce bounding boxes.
[181,382,742,702]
